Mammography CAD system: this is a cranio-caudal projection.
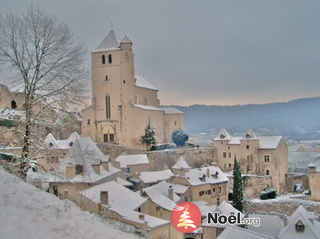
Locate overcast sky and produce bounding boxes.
[1,1,320,106]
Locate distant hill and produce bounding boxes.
[164,97,320,140]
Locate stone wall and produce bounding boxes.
[285,173,309,193]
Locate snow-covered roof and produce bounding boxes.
[161,107,184,114]
[121,35,132,44]
[214,127,232,141]
[278,205,320,239]
[134,169,174,184]
[81,181,147,211]
[93,30,120,52]
[259,136,283,149]
[247,214,283,238]
[44,132,80,150]
[308,158,320,172]
[172,156,191,169]
[192,200,217,217]
[57,137,120,183]
[141,181,180,211]
[215,201,245,219]
[242,129,258,140]
[171,183,189,195]
[0,168,142,239]
[183,166,228,186]
[135,75,158,91]
[117,177,134,187]
[217,225,276,239]
[115,154,149,168]
[134,104,163,111]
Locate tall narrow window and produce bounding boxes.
[108,54,112,63]
[106,95,111,118]
[102,55,106,64]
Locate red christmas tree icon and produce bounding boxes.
[171,202,201,233]
[177,204,196,229]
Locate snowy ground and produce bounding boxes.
[250,193,320,206]
[0,167,144,239]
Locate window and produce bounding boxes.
[103,134,115,143]
[223,152,226,158]
[217,197,220,205]
[266,169,270,176]
[228,152,231,158]
[75,164,84,175]
[246,145,250,150]
[105,95,111,118]
[229,164,232,169]
[144,96,147,105]
[295,220,305,232]
[102,55,106,64]
[126,167,131,173]
[105,75,108,80]
[108,54,112,64]
[87,119,90,125]
[175,120,177,126]
[264,155,270,162]
[199,191,204,196]
[11,100,17,109]
[207,190,211,195]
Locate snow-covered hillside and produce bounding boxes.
[0,168,144,239]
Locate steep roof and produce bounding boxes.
[278,205,320,239]
[141,181,180,211]
[308,158,320,172]
[247,214,283,238]
[44,132,80,150]
[172,156,191,169]
[115,154,149,168]
[121,35,132,44]
[214,127,232,140]
[135,75,158,91]
[242,129,259,140]
[94,30,119,52]
[57,137,120,183]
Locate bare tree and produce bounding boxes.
[0,6,88,176]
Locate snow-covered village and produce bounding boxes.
[1,2,320,239]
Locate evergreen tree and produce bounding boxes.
[140,121,156,151]
[232,158,244,212]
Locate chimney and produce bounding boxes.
[168,185,174,200]
[180,167,185,176]
[102,161,109,171]
[206,168,210,177]
[164,164,168,170]
[92,164,100,174]
[139,214,145,220]
[100,191,109,205]
[65,163,75,179]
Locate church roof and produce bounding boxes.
[94,30,120,52]
[135,75,158,91]
[121,35,132,44]
[161,107,184,114]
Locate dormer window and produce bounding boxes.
[75,164,84,175]
[295,220,305,232]
[246,133,251,138]
[220,134,225,139]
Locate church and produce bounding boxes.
[82,30,184,148]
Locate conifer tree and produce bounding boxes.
[140,121,156,151]
[232,158,244,212]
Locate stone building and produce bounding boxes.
[211,128,288,195]
[81,30,184,148]
[308,158,320,200]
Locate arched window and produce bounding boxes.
[11,100,17,109]
[102,55,106,64]
[87,119,90,125]
[108,54,112,64]
[106,95,111,118]
[266,169,270,176]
